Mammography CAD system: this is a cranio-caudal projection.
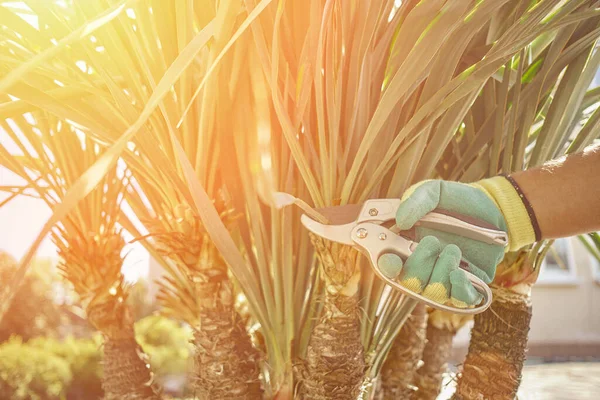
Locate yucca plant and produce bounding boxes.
[453,251,539,400]
[446,6,600,397]
[242,0,429,396]
[111,4,265,396]
[244,0,600,399]
[221,37,323,396]
[127,189,263,398]
[0,1,272,397]
[2,1,600,399]
[123,149,263,399]
[0,1,273,398]
[0,114,161,399]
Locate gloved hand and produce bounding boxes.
[377,177,538,308]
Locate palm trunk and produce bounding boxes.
[149,206,263,399]
[103,337,160,400]
[376,303,427,399]
[192,288,262,399]
[87,301,161,400]
[56,233,162,400]
[453,287,532,400]
[299,234,365,399]
[188,256,262,399]
[412,310,472,400]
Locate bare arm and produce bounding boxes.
[512,144,600,239]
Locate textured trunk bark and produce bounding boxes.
[377,303,427,399]
[300,292,365,399]
[193,308,263,399]
[89,303,161,400]
[103,336,161,400]
[299,235,365,399]
[453,287,532,400]
[148,210,264,400]
[412,320,456,400]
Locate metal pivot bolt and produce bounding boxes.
[356,228,368,239]
[368,208,378,216]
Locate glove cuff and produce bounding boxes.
[471,176,538,251]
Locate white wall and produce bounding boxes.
[528,238,600,345]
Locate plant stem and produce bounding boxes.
[103,336,161,400]
[412,319,457,400]
[193,306,262,399]
[299,235,365,399]
[88,303,161,400]
[377,303,427,399]
[453,287,532,400]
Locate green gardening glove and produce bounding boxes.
[378,180,509,308]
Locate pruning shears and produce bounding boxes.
[301,199,509,315]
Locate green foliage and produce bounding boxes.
[135,315,193,378]
[579,232,600,262]
[28,335,104,399]
[0,315,192,399]
[0,337,73,400]
[0,255,64,342]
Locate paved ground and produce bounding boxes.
[438,362,600,399]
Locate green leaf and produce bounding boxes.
[0,0,136,93]
[0,19,216,324]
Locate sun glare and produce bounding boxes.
[75,60,88,72]
[126,8,137,19]
[4,1,38,28]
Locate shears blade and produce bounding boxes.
[313,204,363,225]
[300,214,356,245]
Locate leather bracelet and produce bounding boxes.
[501,174,542,242]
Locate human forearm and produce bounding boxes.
[511,144,600,239]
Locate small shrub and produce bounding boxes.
[0,310,192,399]
[0,253,64,343]
[28,335,103,399]
[0,337,73,400]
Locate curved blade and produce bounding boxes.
[315,204,362,225]
[300,214,355,245]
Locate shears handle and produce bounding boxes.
[357,199,508,247]
[351,222,493,315]
[417,210,508,246]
